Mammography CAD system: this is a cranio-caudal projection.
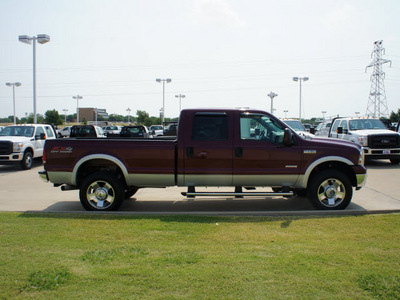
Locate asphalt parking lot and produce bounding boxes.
[0,159,399,215]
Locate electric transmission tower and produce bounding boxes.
[365,40,392,118]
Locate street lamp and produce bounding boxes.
[18,34,50,123]
[175,94,185,113]
[62,109,68,124]
[126,108,131,124]
[156,78,172,125]
[284,110,288,119]
[292,76,309,120]
[73,95,83,124]
[322,111,327,120]
[5,82,22,124]
[267,91,278,114]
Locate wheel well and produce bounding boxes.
[307,161,357,187]
[76,159,127,188]
[24,147,33,154]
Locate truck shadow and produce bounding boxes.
[0,158,43,173]
[30,194,368,216]
[365,159,400,170]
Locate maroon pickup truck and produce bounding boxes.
[39,108,366,211]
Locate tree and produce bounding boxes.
[390,109,400,123]
[44,110,63,125]
[26,113,44,124]
[136,110,153,127]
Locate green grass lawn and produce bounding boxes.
[1,212,399,299]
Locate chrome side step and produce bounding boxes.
[181,192,293,197]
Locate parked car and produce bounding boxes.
[57,126,72,138]
[149,125,164,136]
[163,123,178,136]
[103,125,122,136]
[282,120,314,139]
[39,108,366,211]
[119,125,151,138]
[0,124,57,169]
[328,117,400,164]
[315,120,332,137]
[70,125,106,138]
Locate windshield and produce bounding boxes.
[0,126,35,137]
[284,120,306,131]
[349,119,386,130]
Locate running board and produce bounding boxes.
[181,192,293,197]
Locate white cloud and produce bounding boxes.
[322,4,360,32]
[192,0,245,29]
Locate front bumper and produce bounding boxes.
[363,147,400,159]
[0,153,23,163]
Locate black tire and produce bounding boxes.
[125,187,138,199]
[307,169,353,210]
[390,159,400,165]
[79,172,125,211]
[20,151,33,170]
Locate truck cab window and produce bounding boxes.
[192,114,228,141]
[240,114,285,144]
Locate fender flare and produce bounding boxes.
[297,156,354,188]
[71,154,129,186]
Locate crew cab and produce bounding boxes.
[39,108,366,211]
[328,117,400,164]
[0,124,57,169]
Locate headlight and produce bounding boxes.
[13,143,23,152]
[357,136,368,146]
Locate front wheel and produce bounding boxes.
[79,172,125,211]
[307,170,353,210]
[390,159,400,165]
[20,151,33,170]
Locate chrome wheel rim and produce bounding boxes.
[317,178,346,208]
[86,180,115,210]
[25,155,32,168]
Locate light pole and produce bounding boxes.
[156,78,171,125]
[62,109,68,124]
[292,76,309,121]
[267,91,278,114]
[5,82,21,124]
[73,95,83,124]
[18,34,50,123]
[284,110,288,119]
[322,111,327,120]
[175,94,185,113]
[355,112,360,118]
[126,108,131,123]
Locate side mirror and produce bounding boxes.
[337,126,343,134]
[309,127,315,134]
[283,128,293,146]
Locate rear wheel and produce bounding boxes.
[79,172,124,211]
[307,170,353,210]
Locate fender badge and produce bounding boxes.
[304,150,317,154]
[51,146,73,154]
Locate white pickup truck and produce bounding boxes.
[0,124,57,169]
[328,117,400,164]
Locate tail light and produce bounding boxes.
[42,149,46,164]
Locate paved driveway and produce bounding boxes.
[0,159,399,215]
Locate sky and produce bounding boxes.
[0,0,399,121]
